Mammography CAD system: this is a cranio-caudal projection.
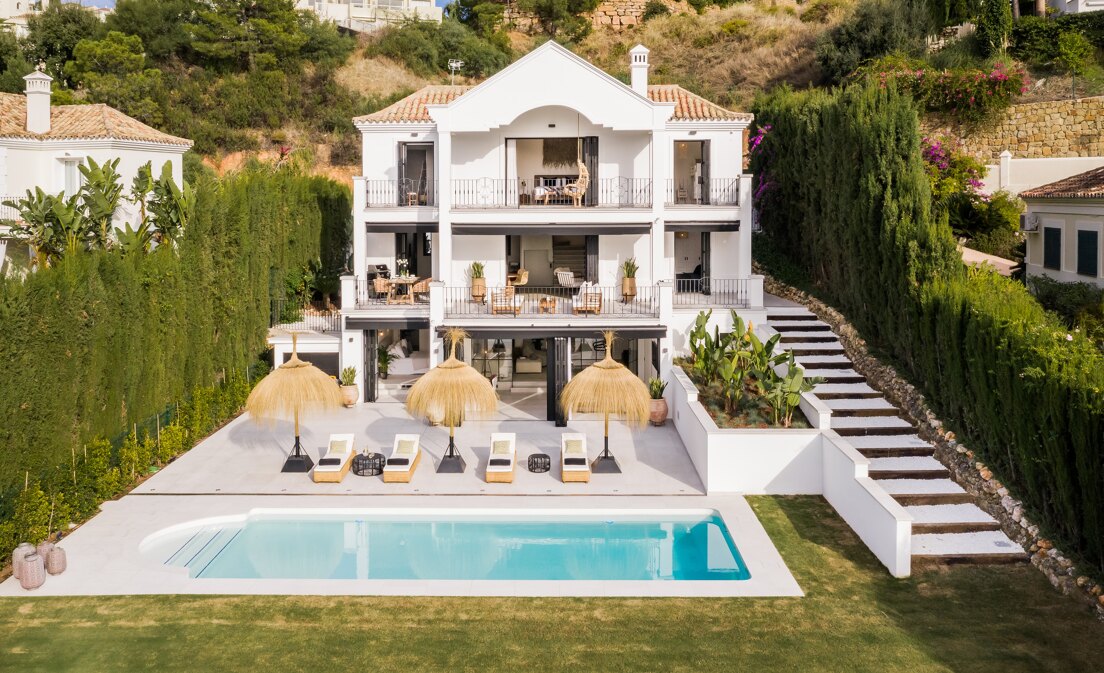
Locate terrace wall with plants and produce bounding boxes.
[751,82,1104,577]
[0,164,351,555]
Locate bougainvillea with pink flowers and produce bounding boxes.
[856,56,1027,124]
[920,134,987,203]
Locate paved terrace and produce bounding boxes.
[133,392,705,496]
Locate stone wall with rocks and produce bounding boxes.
[504,0,690,33]
[924,96,1104,162]
[760,270,1104,621]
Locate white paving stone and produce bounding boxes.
[784,341,844,352]
[868,456,946,472]
[801,368,863,379]
[823,397,895,411]
[813,382,879,396]
[912,530,1024,556]
[832,416,914,430]
[879,478,966,496]
[846,435,933,450]
[768,320,831,330]
[905,504,997,525]
[779,330,837,340]
[793,354,852,367]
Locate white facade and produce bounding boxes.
[319,42,761,415]
[1047,0,1104,13]
[296,0,442,30]
[1022,198,1104,288]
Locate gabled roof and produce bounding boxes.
[0,93,192,146]
[355,83,750,124]
[1020,165,1104,200]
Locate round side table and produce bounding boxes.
[527,453,551,473]
[353,452,385,477]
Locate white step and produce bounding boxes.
[785,342,844,352]
[770,320,831,330]
[869,456,946,473]
[832,416,914,431]
[912,530,1024,557]
[780,330,838,340]
[846,435,933,450]
[823,397,895,412]
[814,382,879,396]
[765,308,816,318]
[794,354,852,367]
[905,504,997,526]
[879,478,966,496]
[800,368,863,379]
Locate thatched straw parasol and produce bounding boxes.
[246,333,344,472]
[406,328,497,473]
[559,331,649,473]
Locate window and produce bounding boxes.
[61,158,83,196]
[1077,230,1099,277]
[1043,227,1062,271]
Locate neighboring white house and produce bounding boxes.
[1047,0,1104,13]
[295,0,442,31]
[981,150,1104,197]
[286,42,759,418]
[1020,165,1104,288]
[0,70,192,272]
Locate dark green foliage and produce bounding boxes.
[107,0,200,62]
[0,29,33,94]
[947,190,1023,259]
[1012,12,1104,63]
[371,19,512,79]
[451,0,508,37]
[815,0,932,84]
[923,0,981,28]
[519,0,601,41]
[975,0,1013,57]
[0,166,352,551]
[23,2,104,84]
[1029,275,1104,348]
[752,83,1104,576]
[186,0,309,72]
[642,0,671,21]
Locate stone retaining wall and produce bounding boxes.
[760,270,1104,620]
[924,96,1104,162]
[505,0,689,33]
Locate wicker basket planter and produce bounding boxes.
[45,546,66,575]
[36,540,54,558]
[11,543,34,580]
[18,553,45,590]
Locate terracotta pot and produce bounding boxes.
[45,546,67,575]
[622,277,637,301]
[18,553,45,590]
[471,277,486,301]
[649,397,668,426]
[340,384,358,408]
[11,543,34,580]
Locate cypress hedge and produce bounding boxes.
[751,83,1104,576]
[0,164,351,548]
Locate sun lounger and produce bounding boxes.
[383,434,421,483]
[312,434,355,483]
[486,432,517,483]
[561,433,590,483]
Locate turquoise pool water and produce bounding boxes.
[160,511,750,581]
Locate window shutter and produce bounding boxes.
[1043,227,1062,271]
[1077,230,1099,277]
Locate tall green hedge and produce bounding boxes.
[0,164,351,500]
[752,83,1104,576]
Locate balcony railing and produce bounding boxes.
[355,278,431,309]
[664,178,741,206]
[364,179,436,207]
[443,285,659,318]
[673,277,749,308]
[451,178,652,209]
[270,298,341,332]
[0,196,23,222]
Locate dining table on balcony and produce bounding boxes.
[386,275,420,305]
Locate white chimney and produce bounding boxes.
[630,44,649,96]
[24,69,52,135]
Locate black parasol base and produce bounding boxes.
[281,435,315,473]
[436,437,467,473]
[590,436,621,473]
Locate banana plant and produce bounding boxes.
[115,219,154,257]
[149,162,194,246]
[765,367,826,427]
[6,188,60,268]
[79,157,124,250]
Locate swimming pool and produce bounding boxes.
[146,509,750,581]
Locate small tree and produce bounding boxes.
[1055,31,1094,100]
[976,0,1013,57]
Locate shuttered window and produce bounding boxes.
[1043,227,1062,271]
[1077,230,1099,277]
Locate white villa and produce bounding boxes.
[1046,0,1104,14]
[1020,165,1104,288]
[288,42,760,421]
[295,0,442,31]
[0,70,192,271]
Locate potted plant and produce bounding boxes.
[339,366,358,407]
[648,377,668,426]
[377,345,395,380]
[469,261,486,302]
[621,257,638,302]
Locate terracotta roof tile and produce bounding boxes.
[0,93,191,146]
[354,84,750,124]
[1020,165,1104,200]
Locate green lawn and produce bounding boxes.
[2,496,1102,673]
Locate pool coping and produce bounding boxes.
[0,494,802,598]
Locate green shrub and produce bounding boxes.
[975,0,1013,57]
[1013,11,1104,63]
[800,0,848,24]
[815,0,931,84]
[1029,275,1104,346]
[371,18,511,78]
[643,0,671,21]
[752,82,1104,576]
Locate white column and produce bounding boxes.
[429,281,445,367]
[341,329,365,402]
[435,128,453,285]
[736,173,753,279]
[999,150,1012,191]
[651,130,672,283]
[340,274,356,311]
[352,177,366,280]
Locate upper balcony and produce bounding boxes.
[451,177,652,210]
[663,179,741,207]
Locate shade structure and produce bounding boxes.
[246,334,344,472]
[559,331,649,473]
[406,328,498,473]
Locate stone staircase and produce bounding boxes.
[767,307,1028,566]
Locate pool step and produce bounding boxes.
[822,397,898,416]
[880,478,974,505]
[868,456,949,480]
[911,530,1028,565]
[906,504,1002,534]
[164,527,220,567]
[832,415,916,436]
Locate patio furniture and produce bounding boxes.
[485,432,517,483]
[352,452,385,476]
[527,453,551,473]
[373,277,392,302]
[539,162,589,207]
[561,433,590,483]
[555,269,581,288]
[491,286,523,315]
[571,284,603,315]
[312,433,356,483]
[383,434,421,483]
[538,296,557,314]
[410,277,432,303]
[387,276,420,305]
[508,268,529,288]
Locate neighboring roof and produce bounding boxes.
[355,83,750,124]
[0,93,192,146]
[1020,165,1104,200]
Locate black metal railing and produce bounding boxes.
[451,177,652,209]
[355,278,432,309]
[664,178,741,206]
[270,298,341,332]
[673,277,749,308]
[443,285,659,318]
[364,179,436,207]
